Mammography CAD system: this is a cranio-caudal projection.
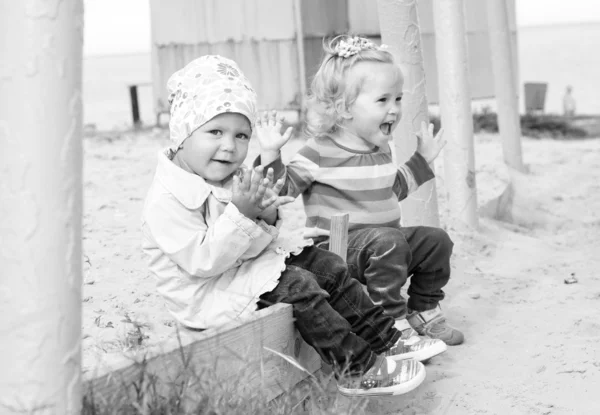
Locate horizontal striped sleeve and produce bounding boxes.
[281,143,320,198]
[405,152,435,185]
[307,184,396,206]
[395,165,416,201]
[393,152,435,201]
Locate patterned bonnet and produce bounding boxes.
[166,55,258,149]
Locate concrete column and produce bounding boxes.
[377,0,441,227]
[0,0,84,413]
[487,0,526,173]
[432,0,478,230]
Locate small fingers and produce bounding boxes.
[271,178,286,196]
[428,122,434,138]
[282,126,294,142]
[276,114,285,126]
[249,165,264,194]
[255,178,268,202]
[437,128,447,149]
[269,110,277,126]
[265,168,274,188]
[435,127,445,140]
[232,174,240,194]
[270,196,296,208]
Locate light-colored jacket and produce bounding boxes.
[141,150,307,329]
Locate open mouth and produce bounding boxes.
[380,122,394,136]
[212,159,232,165]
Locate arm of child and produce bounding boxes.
[252,110,319,200]
[393,153,435,201]
[144,173,282,279]
[393,122,446,201]
[253,141,320,202]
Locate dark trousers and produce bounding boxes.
[317,226,453,320]
[258,245,400,375]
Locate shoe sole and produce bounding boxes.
[388,340,447,363]
[337,361,426,397]
[417,328,465,346]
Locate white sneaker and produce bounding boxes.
[383,319,447,362]
[337,356,426,397]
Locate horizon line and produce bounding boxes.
[83,19,600,58]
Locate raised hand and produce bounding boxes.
[257,168,295,225]
[416,121,446,164]
[255,110,294,166]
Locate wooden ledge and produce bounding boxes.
[84,303,321,402]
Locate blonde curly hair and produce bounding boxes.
[305,34,401,138]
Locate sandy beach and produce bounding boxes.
[81,129,600,414]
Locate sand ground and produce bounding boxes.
[81,129,600,414]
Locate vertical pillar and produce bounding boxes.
[292,0,307,112]
[0,0,84,413]
[487,0,526,172]
[129,84,142,128]
[432,0,478,230]
[377,0,441,227]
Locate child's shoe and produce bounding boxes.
[383,319,447,362]
[407,305,464,345]
[337,356,425,397]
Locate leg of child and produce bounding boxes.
[399,226,463,345]
[257,245,427,396]
[318,227,449,355]
[340,226,462,345]
[258,245,399,374]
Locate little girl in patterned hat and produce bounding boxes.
[141,54,428,397]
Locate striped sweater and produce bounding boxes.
[264,136,435,240]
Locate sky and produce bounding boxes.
[83,0,600,56]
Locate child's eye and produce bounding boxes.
[236,133,250,140]
[378,97,388,103]
[209,130,222,136]
[396,96,403,102]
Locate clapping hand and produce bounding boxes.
[232,166,294,221]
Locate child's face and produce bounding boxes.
[176,112,251,182]
[344,62,404,149]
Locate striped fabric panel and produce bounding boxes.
[307,184,396,204]
[281,152,320,198]
[397,164,418,196]
[317,163,398,183]
[315,151,392,168]
[286,137,435,239]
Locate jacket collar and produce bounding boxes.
[155,149,233,209]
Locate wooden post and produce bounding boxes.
[377,0,441,227]
[329,213,349,261]
[0,0,84,413]
[129,84,142,128]
[432,0,479,230]
[486,0,526,173]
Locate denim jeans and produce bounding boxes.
[258,245,401,376]
[317,226,453,320]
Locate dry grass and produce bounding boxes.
[82,329,367,415]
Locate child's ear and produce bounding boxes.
[335,99,353,120]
